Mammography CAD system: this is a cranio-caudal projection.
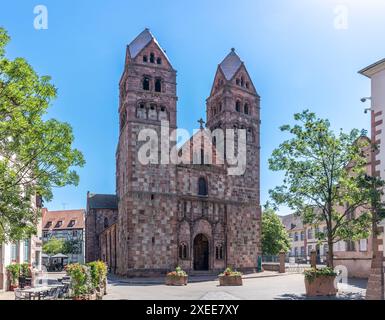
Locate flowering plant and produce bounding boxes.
[167,266,187,277]
[219,267,242,277]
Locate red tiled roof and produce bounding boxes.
[42,209,85,230]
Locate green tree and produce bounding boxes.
[63,239,82,255]
[0,27,85,243]
[261,207,291,255]
[268,110,381,268]
[42,237,64,255]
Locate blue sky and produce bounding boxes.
[1,0,384,214]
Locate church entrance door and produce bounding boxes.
[193,234,209,270]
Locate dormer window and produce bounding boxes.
[143,77,150,90]
[150,53,155,63]
[143,55,148,63]
[68,220,76,228]
[55,221,63,228]
[44,221,52,229]
[157,57,162,65]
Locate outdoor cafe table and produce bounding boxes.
[21,286,52,300]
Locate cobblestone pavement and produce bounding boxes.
[105,273,367,300]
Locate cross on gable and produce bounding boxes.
[198,118,205,129]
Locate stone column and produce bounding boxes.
[310,250,317,269]
[366,226,384,300]
[279,251,286,273]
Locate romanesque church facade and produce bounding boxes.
[86,29,261,276]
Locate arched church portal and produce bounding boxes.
[193,234,209,270]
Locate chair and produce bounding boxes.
[14,289,29,300]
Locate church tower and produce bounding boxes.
[206,49,261,269]
[116,29,178,275]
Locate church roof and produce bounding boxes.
[127,28,171,63]
[219,49,243,80]
[87,193,118,210]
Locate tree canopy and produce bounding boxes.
[42,237,64,255]
[268,110,382,267]
[261,207,291,255]
[0,27,85,243]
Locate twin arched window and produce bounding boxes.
[142,76,163,93]
[179,242,188,260]
[198,177,208,196]
[215,244,224,260]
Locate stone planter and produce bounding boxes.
[73,293,97,300]
[305,275,337,296]
[8,284,18,292]
[219,275,243,286]
[165,275,188,286]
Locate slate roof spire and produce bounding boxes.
[219,48,243,81]
[127,28,171,64]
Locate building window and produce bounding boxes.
[294,247,298,256]
[143,55,148,62]
[23,239,30,263]
[236,78,240,86]
[215,244,224,260]
[104,217,109,229]
[11,243,17,262]
[43,231,49,238]
[359,239,368,252]
[235,101,241,112]
[346,240,356,252]
[179,242,188,259]
[240,77,244,87]
[68,220,75,228]
[44,221,52,229]
[55,221,62,228]
[156,57,162,65]
[300,231,305,241]
[244,103,249,115]
[142,77,150,91]
[72,230,78,237]
[150,53,155,63]
[294,232,299,241]
[246,82,249,89]
[307,245,312,255]
[155,78,162,92]
[307,228,313,239]
[300,246,305,256]
[198,177,208,196]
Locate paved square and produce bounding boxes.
[104,273,367,300]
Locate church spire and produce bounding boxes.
[219,48,243,81]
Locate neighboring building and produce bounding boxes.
[85,193,118,270]
[280,214,327,262]
[358,59,385,294]
[42,209,85,264]
[86,28,262,276]
[0,196,43,291]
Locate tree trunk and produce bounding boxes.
[327,238,334,269]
